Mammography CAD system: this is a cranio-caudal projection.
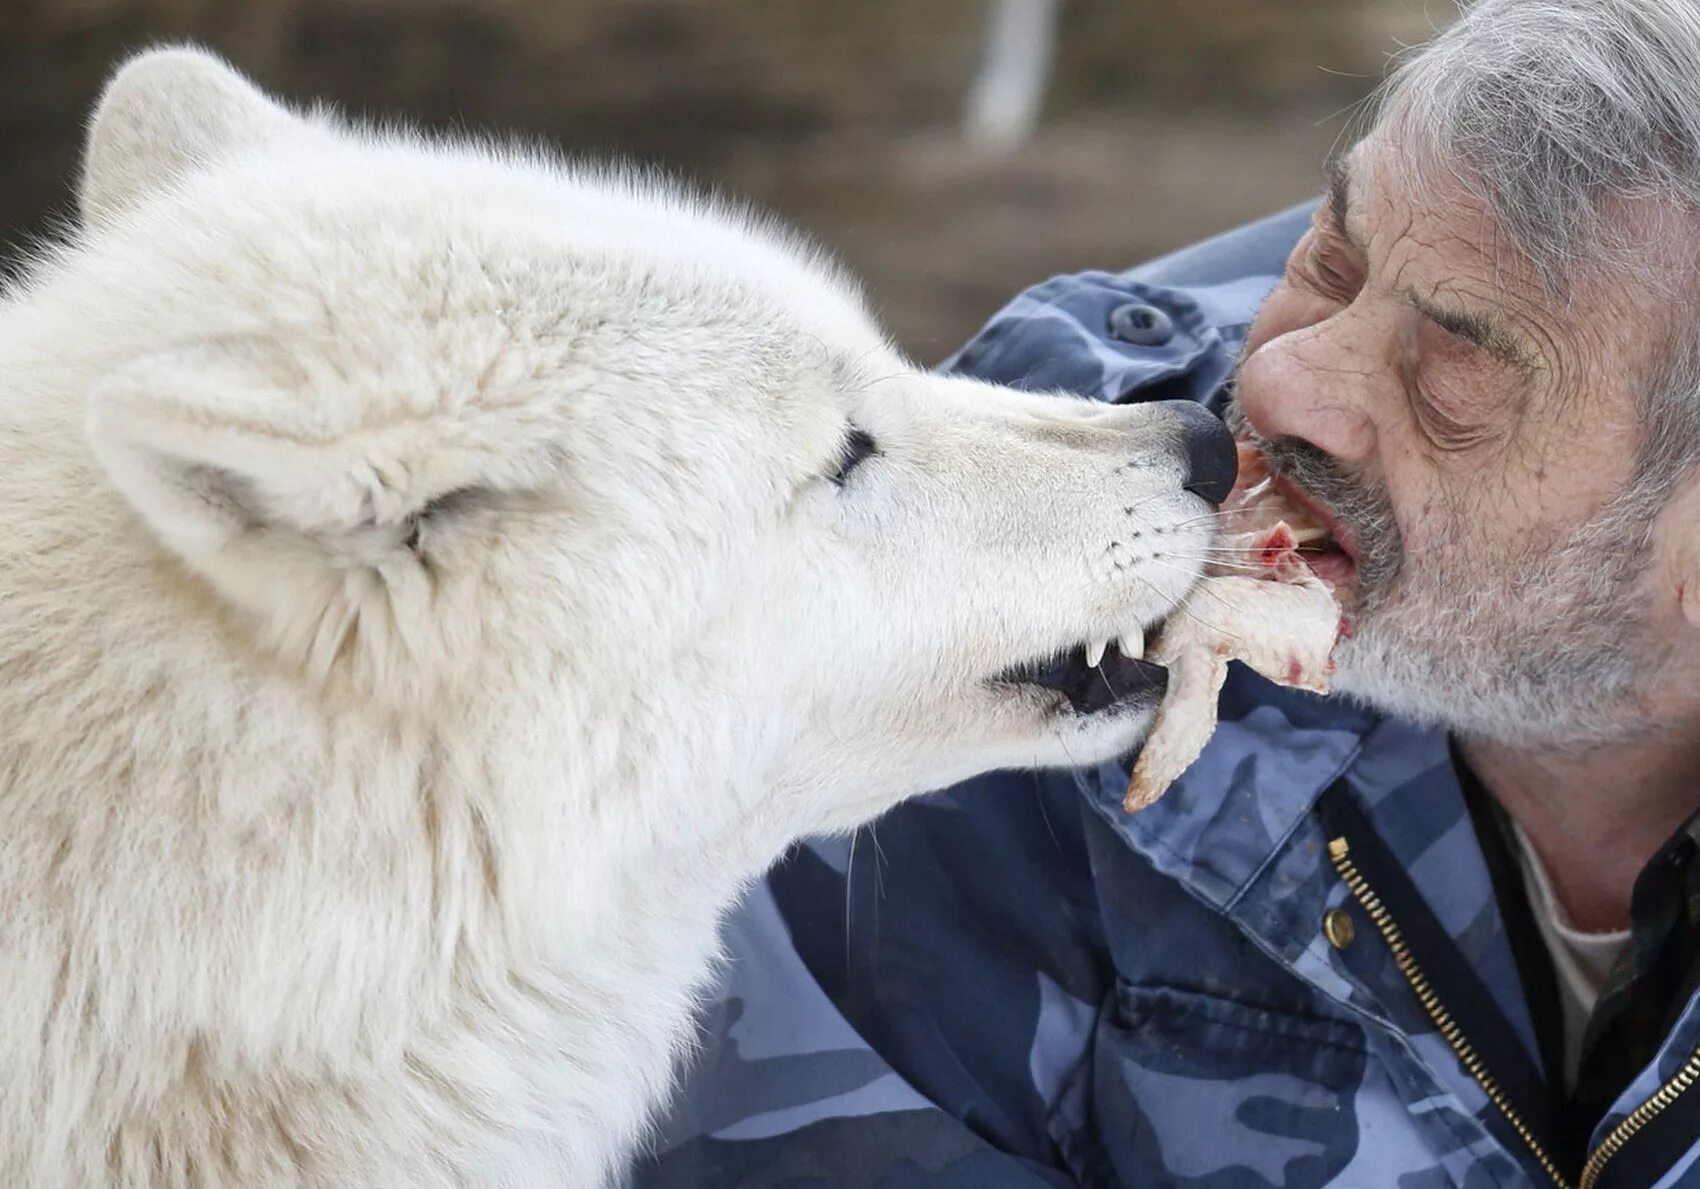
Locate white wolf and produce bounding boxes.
[0,47,1234,1187]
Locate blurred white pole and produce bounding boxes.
[964,0,1060,153]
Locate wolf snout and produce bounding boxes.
[1156,400,1237,506]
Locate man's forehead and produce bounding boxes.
[1323,142,1546,373]
[1323,137,1558,288]
[1320,137,1679,417]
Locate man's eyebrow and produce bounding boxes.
[1406,291,1531,369]
[1325,154,1357,247]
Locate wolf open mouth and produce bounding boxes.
[993,637,1168,715]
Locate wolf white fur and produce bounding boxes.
[0,48,1218,1186]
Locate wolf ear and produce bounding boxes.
[81,46,295,228]
[87,338,500,577]
[87,338,546,685]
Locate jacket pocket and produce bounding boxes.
[1080,982,1371,1188]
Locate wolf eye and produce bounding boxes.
[827,426,878,487]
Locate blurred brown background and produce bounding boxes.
[0,0,1437,360]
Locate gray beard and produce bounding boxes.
[1226,400,1664,748]
[1331,521,1659,748]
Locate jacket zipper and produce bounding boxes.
[1327,837,1572,1188]
[1329,835,1700,1188]
[1576,1046,1700,1189]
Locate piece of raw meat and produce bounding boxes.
[1123,451,1347,812]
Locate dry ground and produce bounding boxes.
[0,0,1438,356]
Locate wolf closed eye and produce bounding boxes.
[827,425,879,487]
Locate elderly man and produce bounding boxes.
[636,2,1700,1185]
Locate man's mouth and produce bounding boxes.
[1267,474,1359,590]
[1227,442,1360,594]
[992,634,1168,715]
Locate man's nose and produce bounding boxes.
[1234,327,1377,462]
[1154,400,1238,506]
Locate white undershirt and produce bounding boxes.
[1510,821,1632,1089]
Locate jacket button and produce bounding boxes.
[1322,907,1356,950]
[1109,302,1174,346]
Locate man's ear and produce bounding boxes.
[1655,468,1700,630]
[81,45,297,229]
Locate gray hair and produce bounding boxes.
[1374,0,1700,285]
[1371,0,1700,494]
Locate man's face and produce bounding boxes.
[1231,131,1677,743]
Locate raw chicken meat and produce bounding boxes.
[1124,447,1347,812]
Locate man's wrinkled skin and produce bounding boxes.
[1231,129,1700,930]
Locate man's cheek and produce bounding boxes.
[1388,486,1465,581]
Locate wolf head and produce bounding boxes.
[71,48,1228,841]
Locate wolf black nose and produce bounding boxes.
[1161,400,1237,506]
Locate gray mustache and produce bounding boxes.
[1223,399,1404,593]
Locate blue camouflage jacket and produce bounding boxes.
[631,204,1700,1189]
